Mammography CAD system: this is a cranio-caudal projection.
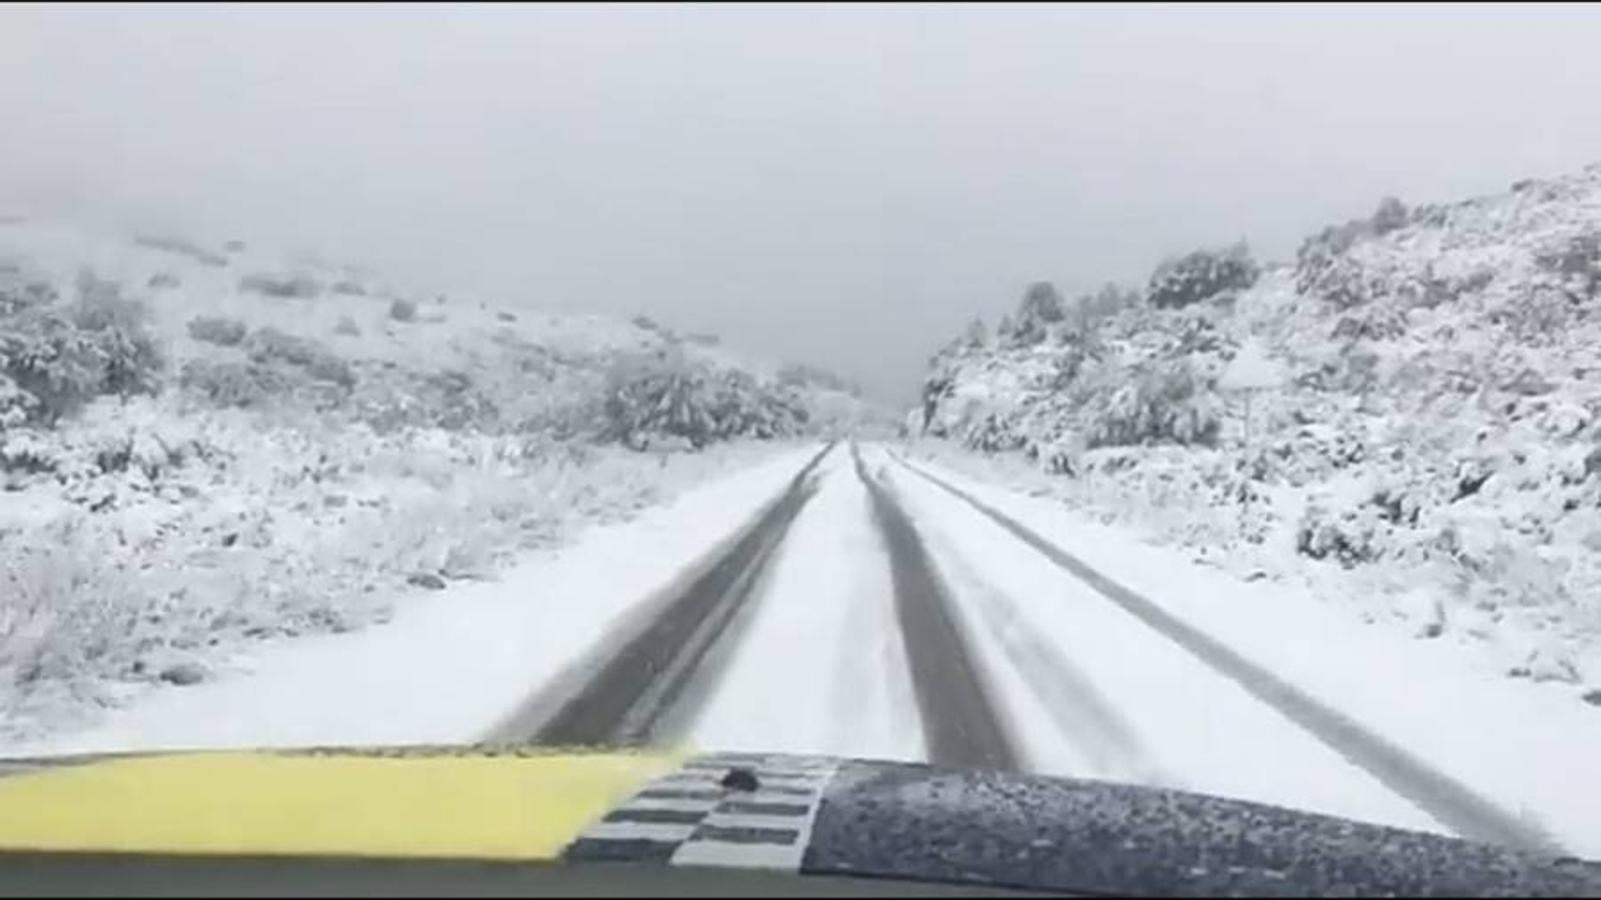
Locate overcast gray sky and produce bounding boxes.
[5,4,1601,401]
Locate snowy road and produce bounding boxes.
[485,441,1556,854]
[11,440,1599,857]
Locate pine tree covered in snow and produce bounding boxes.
[0,272,163,427]
[1002,281,1067,347]
[1147,242,1260,309]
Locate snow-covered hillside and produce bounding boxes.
[916,164,1601,702]
[0,218,872,740]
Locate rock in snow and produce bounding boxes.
[407,572,447,591]
[158,662,208,687]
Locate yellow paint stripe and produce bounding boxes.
[0,750,681,860]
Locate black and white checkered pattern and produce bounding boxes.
[565,752,839,870]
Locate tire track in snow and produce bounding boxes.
[487,442,835,746]
[920,535,1163,785]
[684,451,924,762]
[890,450,1561,856]
[850,444,1019,771]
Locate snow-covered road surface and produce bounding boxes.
[7,441,1600,858]
[684,448,923,763]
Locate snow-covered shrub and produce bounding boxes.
[0,277,163,426]
[1533,231,1601,300]
[919,372,955,436]
[1295,501,1385,568]
[0,279,56,317]
[133,236,228,267]
[1331,305,1409,342]
[0,373,34,428]
[239,273,321,298]
[1371,196,1409,235]
[69,275,164,399]
[1084,358,1223,449]
[599,349,807,450]
[349,368,504,435]
[1496,287,1571,346]
[1076,283,1142,330]
[333,315,361,337]
[179,359,289,409]
[330,280,367,296]
[1000,282,1067,346]
[388,298,417,322]
[1147,244,1259,309]
[0,426,54,473]
[186,315,248,347]
[244,327,354,388]
[967,410,1029,454]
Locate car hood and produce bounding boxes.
[0,746,1596,897]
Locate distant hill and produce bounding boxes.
[916,163,1601,685]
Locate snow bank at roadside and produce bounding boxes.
[896,451,1601,858]
[2,445,822,756]
[1,214,874,744]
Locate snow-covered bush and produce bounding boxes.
[239,273,321,298]
[1330,305,1409,342]
[1294,197,1418,309]
[0,373,34,429]
[133,236,228,267]
[388,298,417,322]
[352,369,501,434]
[0,276,163,427]
[1371,196,1409,236]
[1534,231,1601,301]
[599,349,807,450]
[1083,358,1223,449]
[179,360,288,409]
[244,327,355,388]
[187,315,248,347]
[1080,283,1143,322]
[1295,501,1385,567]
[1000,282,1067,346]
[1147,244,1259,309]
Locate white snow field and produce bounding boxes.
[4,445,823,756]
[882,449,1601,858]
[1,216,876,743]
